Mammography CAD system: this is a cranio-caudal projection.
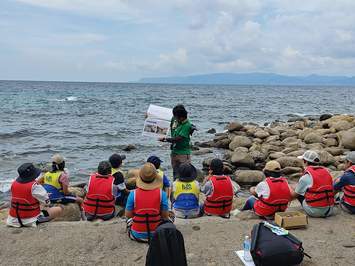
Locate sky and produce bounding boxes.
[1,0,355,82]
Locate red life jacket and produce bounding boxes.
[343,165,355,206]
[304,166,335,207]
[83,174,115,217]
[204,175,234,216]
[254,177,292,217]
[131,188,161,237]
[9,180,41,224]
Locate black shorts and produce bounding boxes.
[50,195,77,204]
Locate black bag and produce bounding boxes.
[146,220,187,266]
[250,222,309,266]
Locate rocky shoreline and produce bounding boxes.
[194,114,355,184]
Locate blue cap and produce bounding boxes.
[147,156,163,167]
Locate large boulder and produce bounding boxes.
[281,167,303,175]
[286,150,306,157]
[269,152,286,160]
[340,130,355,150]
[276,156,304,168]
[227,121,243,132]
[229,136,252,150]
[332,121,353,132]
[319,114,332,121]
[254,130,270,139]
[215,138,231,149]
[68,187,86,198]
[234,147,249,153]
[298,128,314,140]
[234,170,265,184]
[231,152,255,168]
[249,150,267,163]
[315,150,336,165]
[324,147,345,156]
[304,132,323,144]
[322,138,338,147]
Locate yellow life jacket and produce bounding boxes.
[174,180,199,199]
[111,168,124,176]
[157,169,164,189]
[43,171,63,190]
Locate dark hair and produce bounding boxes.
[173,105,188,119]
[52,161,65,172]
[210,158,224,175]
[263,170,281,178]
[109,154,123,168]
[98,161,112,175]
[147,156,161,169]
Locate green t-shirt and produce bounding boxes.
[170,118,192,155]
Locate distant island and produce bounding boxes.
[138,72,355,86]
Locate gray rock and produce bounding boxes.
[286,150,306,157]
[197,141,216,148]
[53,203,81,222]
[192,148,213,156]
[332,121,353,132]
[227,121,243,132]
[234,147,249,153]
[281,167,302,175]
[340,130,355,150]
[276,156,304,168]
[249,150,267,163]
[231,152,255,168]
[324,147,345,156]
[322,138,338,147]
[269,152,286,160]
[319,114,332,121]
[229,136,252,150]
[215,138,231,149]
[304,133,323,144]
[254,130,270,139]
[234,170,265,184]
[316,150,336,165]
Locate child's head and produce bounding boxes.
[109,154,126,168]
[147,155,162,170]
[209,158,224,175]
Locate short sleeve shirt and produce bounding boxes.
[170,118,192,155]
[295,174,313,196]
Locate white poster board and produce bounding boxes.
[142,104,173,138]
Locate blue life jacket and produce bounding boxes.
[43,184,65,200]
[173,193,199,211]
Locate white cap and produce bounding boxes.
[346,151,355,164]
[297,150,320,164]
[52,154,65,164]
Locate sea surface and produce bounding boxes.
[1,80,354,193]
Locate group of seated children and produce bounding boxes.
[6,150,355,243]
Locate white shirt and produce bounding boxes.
[7,182,50,228]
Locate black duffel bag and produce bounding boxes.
[250,222,310,266]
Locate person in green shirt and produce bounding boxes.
[159,105,194,179]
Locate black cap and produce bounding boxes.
[147,155,163,169]
[210,158,224,175]
[17,163,41,183]
[98,161,112,175]
[109,154,126,168]
[177,163,197,182]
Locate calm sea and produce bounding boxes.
[1,80,354,192]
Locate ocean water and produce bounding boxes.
[0,80,354,192]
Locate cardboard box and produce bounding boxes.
[274,211,308,229]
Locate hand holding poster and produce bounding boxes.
[142,105,173,138]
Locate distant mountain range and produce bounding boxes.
[138,72,355,85]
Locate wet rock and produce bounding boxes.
[231,152,255,168]
[304,133,323,144]
[215,138,231,149]
[197,140,216,148]
[234,147,249,153]
[227,121,243,132]
[192,148,213,156]
[234,170,265,184]
[207,128,217,134]
[340,130,355,150]
[319,114,332,121]
[229,136,252,150]
[276,156,303,168]
[123,144,136,151]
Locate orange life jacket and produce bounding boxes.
[131,188,161,237]
[9,180,41,225]
[304,166,335,207]
[254,177,292,217]
[204,175,233,216]
[83,174,115,217]
[343,165,355,206]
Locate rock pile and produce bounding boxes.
[197,114,355,184]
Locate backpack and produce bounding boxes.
[146,220,187,266]
[250,222,310,266]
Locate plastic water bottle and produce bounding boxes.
[243,236,252,261]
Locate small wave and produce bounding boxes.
[52,96,78,102]
[0,129,31,139]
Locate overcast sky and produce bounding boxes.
[1,0,355,82]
